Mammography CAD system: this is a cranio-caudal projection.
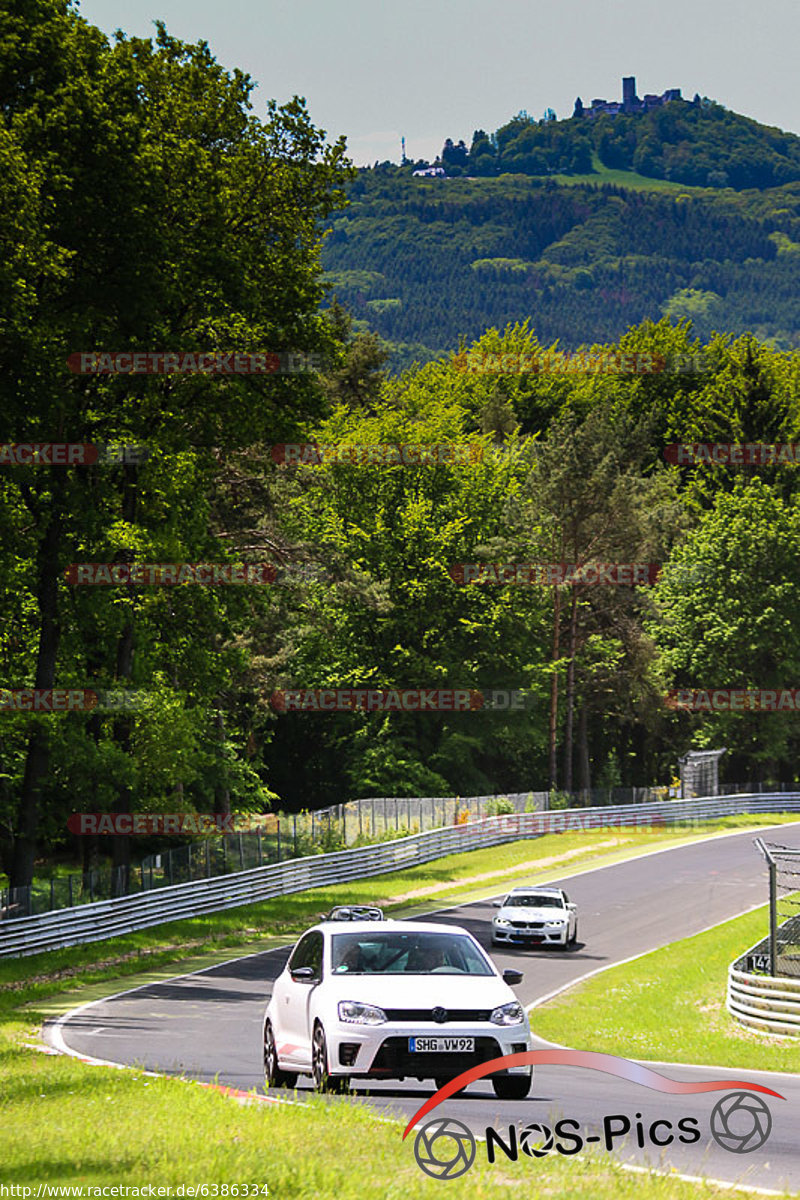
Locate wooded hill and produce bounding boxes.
[322,172,800,371]
[447,98,800,191]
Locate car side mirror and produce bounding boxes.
[492,900,503,908]
[291,966,317,982]
[567,903,576,910]
[503,968,523,985]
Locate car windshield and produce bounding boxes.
[506,894,563,908]
[331,931,494,975]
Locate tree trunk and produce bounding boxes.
[9,479,64,890]
[214,709,231,816]
[563,584,579,794]
[548,585,561,790]
[110,615,134,897]
[578,701,591,797]
[109,505,137,896]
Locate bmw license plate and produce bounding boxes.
[409,1037,474,1052]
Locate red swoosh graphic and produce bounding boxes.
[401,1049,785,1139]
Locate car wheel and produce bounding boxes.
[311,1022,349,1093]
[492,1073,532,1100]
[263,1021,297,1089]
[569,922,578,947]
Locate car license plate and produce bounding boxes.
[409,1037,474,1052]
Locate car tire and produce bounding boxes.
[264,1021,297,1089]
[311,1022,349,1093]
[569,922,578,947]
[492,1073,532,1100]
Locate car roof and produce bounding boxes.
[509,885,561,891]
[505,887,563,897]
[312,919,472,935]
[321,905,385,921]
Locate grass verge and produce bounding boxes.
[3,815,799,1195]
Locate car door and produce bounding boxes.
[562,891,577,939]
[276,931,324,1069]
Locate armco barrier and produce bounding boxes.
[728,964,800,1035]
[728,912,800,1035]
[3,792,799,958]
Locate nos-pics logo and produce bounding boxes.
[403,1050,783,1181]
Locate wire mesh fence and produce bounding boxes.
[747,839,800,978]
[0,780,793,921]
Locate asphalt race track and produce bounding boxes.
[48,825,800,1192]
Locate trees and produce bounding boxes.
[0,1,351,886]
[651,479,800,778]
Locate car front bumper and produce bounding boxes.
[327,1021,532,1080]
[493,924,569,945]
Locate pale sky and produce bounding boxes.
[75,0,800,165]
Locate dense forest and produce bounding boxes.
[3,1,800,888]
[322,173,800,370]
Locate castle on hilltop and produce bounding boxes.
[575,77,682,119]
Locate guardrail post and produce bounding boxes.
[293,813,298,856]
[769,858,778,977]
[276,820,281,862]
[68,875,73,907]
[238,833,244,870]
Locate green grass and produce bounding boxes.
[531,904,800,1075]
[549,152,704,193]
[1,1045,752,1197]
[3,816,800,1195]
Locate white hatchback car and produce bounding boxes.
[491,887,578,948]
[263,920,533,1098]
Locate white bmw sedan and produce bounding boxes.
[263,920,533,1098]
[491,887,578,948]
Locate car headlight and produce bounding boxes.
[545,919,566,926]
[494,917,511,926]
[338,1001,387,1025]
[490,1001,525,1026]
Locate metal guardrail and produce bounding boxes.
[4,791,800,959]
[727,964,800,1035]
[2,779,780,921]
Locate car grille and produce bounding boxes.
[383,1008,492,1022]
[368,1036,502,1076]
[510,920,545,929]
